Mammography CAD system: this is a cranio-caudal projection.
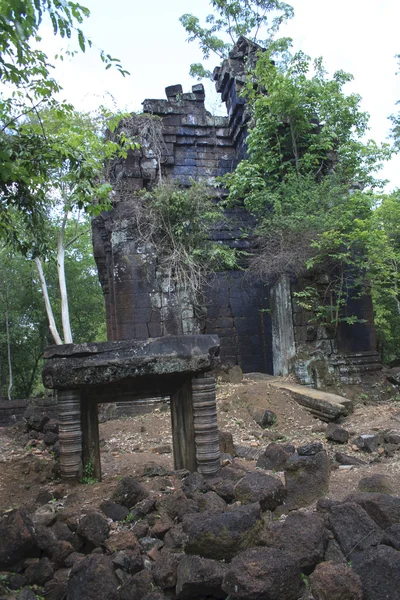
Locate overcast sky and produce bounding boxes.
[39,0,400,189]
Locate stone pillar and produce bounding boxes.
[81,400,101,481]
[271,275,296,376]
[192,374,220,476]
[57,389,82,480]
[170,379,197,473]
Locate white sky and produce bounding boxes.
[38,0,400,190]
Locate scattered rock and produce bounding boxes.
[233,471,286,511]
[24,406,49,432]
[181,472,209,497]
[298,441,324,455]
[77,512,110,549]
[328,502,385,557]
[256,442,295,471]
[111,476,149,508]
[119,570,157,600]
[184,502,262,560]
[335,452,366,466]
[151,444,172,454]
[222,547,302,600]
[99,501,129,522]
[16,588,37,600]
[152,552,180,589]
[67,554,119,600]
[176,555,226,599]
[25,556,54,586]
[325,423,349,444]
[155,491,197,521]
[151,514,174,538]
[219,430,235,456]
[284,449,330,510]
[192,491,227,514]
[43,431,59,446]
[352,545,400,600]
[344,492,400,529]
[249,407,277,428]
[310,560,363,600]
[0,509,37,568]
[358,474,394,494]
[105,530,139,553]
[353,434,384,453]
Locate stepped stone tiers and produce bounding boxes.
[42,335,221,480]
[92,35,381,388]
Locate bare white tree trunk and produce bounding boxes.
[57,211,73,344]
[34,256,63,345]
[5,287,12,400]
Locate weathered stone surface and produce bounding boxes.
[16,589,37,600]
[77,512,110,548]
[181,472,209,497]
[335,452,366,466]
[176,555,226,599]
[343,492,400,529]
[298,441,324,455]
[262,511,328,571]
[43,335,220,389]
[24,405,49,432]
[150,514,174,538]
[325,423,350,443]
[0,509,37,568]
[219,430,235,456]
[192,491,227,514]
[310,561,363,600]
[152,552,180,589]
[155,491,197,520]
[284,450,330,510]
[358,473,394,494]
[352,545,400,600]
[233,471,286,511]
[25,556,54,586]
[222,547,302,600]
[249,407,277,428]
[119,570,158,600]
[105,530,139,553]
[184,502,262,560]
[353,433,384,453]
[100,500,129,521]
[111,476,149,509]
[256,442,295,471]
[67,554,119,600]
[328,502,385,557]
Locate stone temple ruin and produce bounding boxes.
[43,37,382,481]
[92,36,381,388]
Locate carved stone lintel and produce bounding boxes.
[192,374,220,475]
[57,389,82,480]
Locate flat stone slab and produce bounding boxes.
[43,335,220,389]
[245,374,352,422]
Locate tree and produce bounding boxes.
[0,0,128,248]
[180,0,293,78]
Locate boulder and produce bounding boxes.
[284,450,330,510]
[335,452,366,466]
[16,589,37,600]
[0,509,37,568]
[77,512,110,548]
[219,430,235,456]
[261,511,328,571]
[353,434,384,453]
[325,423,349,444]
[233,472,286,511]
[249,407,277,428]
[222,547,302,600]
[25,556,54,586]
[150,513,174,538]
[329,502,385,557]
[176,555,226,599]
[99,501,129,522]
[192,491,227,514]
[119,570,158,600]
[66,554,119,600]
[152,552,180,589]
[112,549,143,575]
[207,466,246,502]
[184,502,262,560]
[105,530,139,553]
[352,545,400,600]
[43,431,59,446]
[310,561,363,600]
[155,491,197,521]
[181,472,209,497]
[111,476,148,509]
[344,492,400,529]
[358,474,394,494]
[24,406,49,432]
[256,443,295,471]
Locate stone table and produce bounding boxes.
[42,335,221,481]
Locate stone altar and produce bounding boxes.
[42,335,221,480]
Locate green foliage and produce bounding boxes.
[180,0,293,78]
[80,460,97,485]
[134,181,237,303]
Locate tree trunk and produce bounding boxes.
[57,234,73,344]
[34,257,63,345]
[5,287,12,400]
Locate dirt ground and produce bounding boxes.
[1,372,400,513]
